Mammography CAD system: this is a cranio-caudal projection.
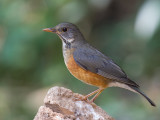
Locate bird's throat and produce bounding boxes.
[58,34,71,49]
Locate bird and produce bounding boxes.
[43,22,156,106]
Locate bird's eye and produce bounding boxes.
[62,27,67,32]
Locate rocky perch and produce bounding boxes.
[34,86,114,120]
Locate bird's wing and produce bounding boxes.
[73,47,139,87]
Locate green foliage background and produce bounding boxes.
[0,0,160,120]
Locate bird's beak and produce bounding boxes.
[43,28,57,33]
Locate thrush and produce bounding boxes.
[43,22,156,106]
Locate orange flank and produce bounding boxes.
[66,55,110,88]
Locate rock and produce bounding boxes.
[34,86,114,120]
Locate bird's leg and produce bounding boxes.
[75,88,101,101]
[83,88,101,100]
[75,88,104,103]
[88,88,104,103]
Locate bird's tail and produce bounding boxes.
[129,85,156,107]
[109,82,156,106]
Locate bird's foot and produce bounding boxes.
[74,96,88,101]
[74,96,93,104]
[74,88,104,104]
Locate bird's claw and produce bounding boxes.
[74,96,93,104]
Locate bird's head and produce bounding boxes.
[43,22,86,48]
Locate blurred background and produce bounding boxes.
[0,0,160,119]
